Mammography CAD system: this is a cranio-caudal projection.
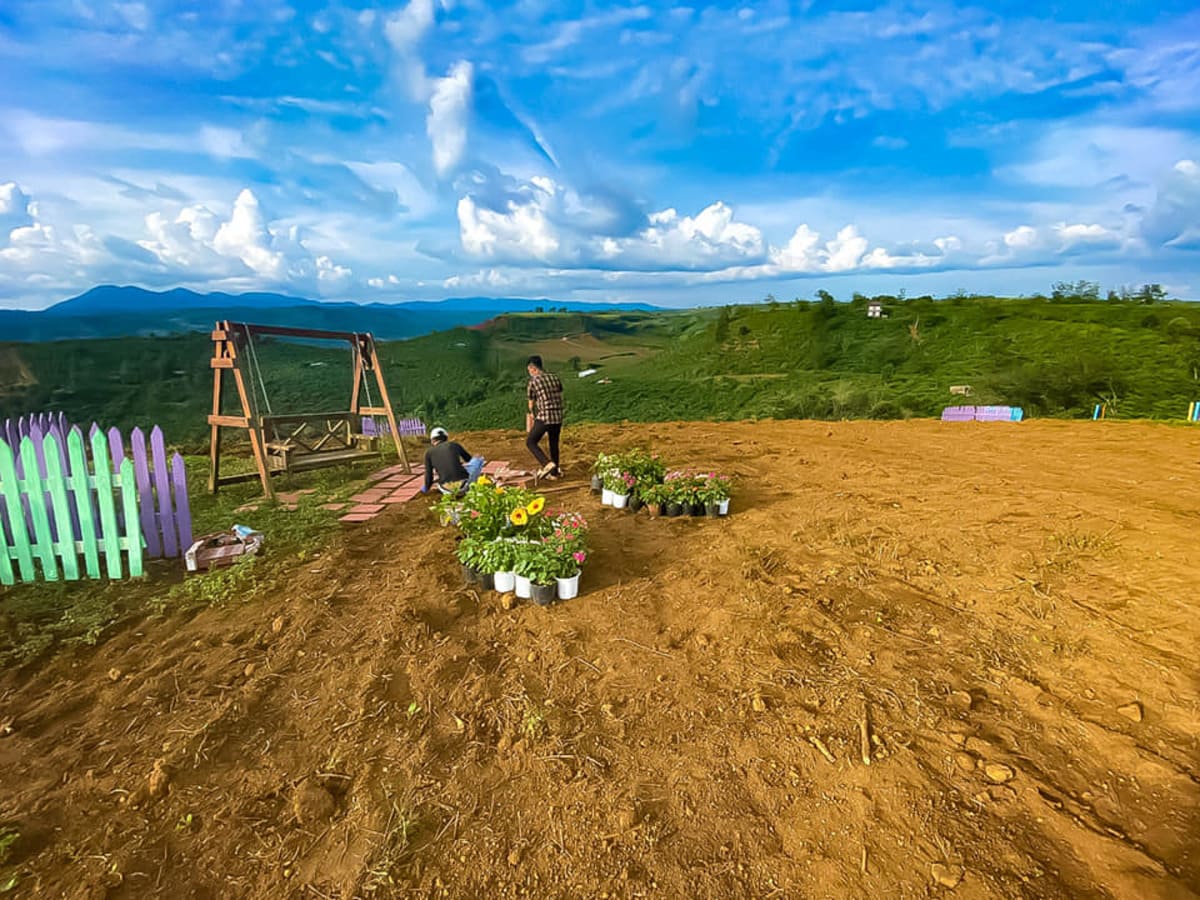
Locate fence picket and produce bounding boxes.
[43,434,80,581]
[19,437,59,581]
[90,429,123,579]
[1,418,193,583]
[170,453,193,549]
[119,459,143,577]
[0,440,35,583]
[150,427,178,557]
[67,428,101,579]
[107,427,125,475]
[129,427,161,557]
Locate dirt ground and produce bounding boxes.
[1,419,1198,899]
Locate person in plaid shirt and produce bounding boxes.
[524,355,564,479]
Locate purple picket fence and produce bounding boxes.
[362,416,427,438]
[942,405,1024,423]
[1,414,192,560]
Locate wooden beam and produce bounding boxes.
[225,322,361,342]
[207,414,250,427]
[209,357,235,369]
[367,337,410,474]
[358,406,390,416]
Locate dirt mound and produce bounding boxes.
[1,420,1198,898]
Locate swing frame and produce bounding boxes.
[207,321,411,499]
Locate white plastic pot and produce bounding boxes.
[557,571,580,600]
[494,570,516,593]
[611,493,629,509]
[601,488,614,506]
[515,574,532,599]
[718,498,730,516]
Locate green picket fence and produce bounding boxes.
[0,429,143,585]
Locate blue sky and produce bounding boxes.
[1,0,1198,309]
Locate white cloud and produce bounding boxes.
[0,182,33,239]
[457,180,562,262]
[428,61,473,177]
[1143,159,1200,249]
[384,0,438,100]
[200,126,255,160]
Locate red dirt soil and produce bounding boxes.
[1,419,1198,899]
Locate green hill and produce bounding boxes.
[2,296,1198,448]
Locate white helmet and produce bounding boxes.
[430,426,449,441]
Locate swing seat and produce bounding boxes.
[261,412,378,472]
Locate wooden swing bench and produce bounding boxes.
[207,322,411,499]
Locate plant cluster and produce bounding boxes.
[436,476,589,587]
[594,447,666,499]
[661,470,732,506]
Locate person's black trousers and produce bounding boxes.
[526,419,561,469]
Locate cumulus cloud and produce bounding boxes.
[454,173,977,281]
[457,177,562,262]
[137,188,352,292]
[0,182,33,239]
[457,175,768,270]
[428,61,473,177]
[384,0,437,99]
[1142,159,1200,249]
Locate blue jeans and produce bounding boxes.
[465,456,485,484]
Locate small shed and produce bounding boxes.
[867,300,886,319]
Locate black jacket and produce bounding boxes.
[424,441,471,490]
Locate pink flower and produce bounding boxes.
[470,510,480,518]
[573,551,586,564]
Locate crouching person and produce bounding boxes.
[421,427,485,495]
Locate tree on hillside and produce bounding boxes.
[816,289,835,307]
[1134,283,1167,304]
[1051,280,1100,301]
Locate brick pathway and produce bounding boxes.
[338,460,533,524]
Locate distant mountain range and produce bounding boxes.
[0,286,662,342]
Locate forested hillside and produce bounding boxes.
[2,295,1198,448]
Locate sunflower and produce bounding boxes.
[526,496,545,516]
[510,507,529,526]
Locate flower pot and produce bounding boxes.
[690,502,706,517]
[601,488,615,506]
[648,503,664,518]
[718,498,730,516]
[515,574,532,599]
[557,571,580,600]
[461,564,479,585]
[479,571,495,591]
[705,502,720,518]
[612,493,629,509]
[531,582,557,606]
[628,494,643,512]
[590,474,603,493]
[665,501,682,517]
[494,570,516,593]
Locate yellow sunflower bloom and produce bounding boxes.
[510,507,528,526]
[527,496,545,515]
[477,474,491,485]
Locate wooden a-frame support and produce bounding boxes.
[208,320,410,500]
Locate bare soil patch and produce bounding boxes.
[1,419,1198,898]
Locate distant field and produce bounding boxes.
[1,296,1198,449]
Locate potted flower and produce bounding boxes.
[639,482,669,517]
[514,542,560,606]
[484,538,520,593]
[698,473,733,517]
[591,452,617,494]
[545,511,588,599]
[455,536,491,587]
[601,469,636,509]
